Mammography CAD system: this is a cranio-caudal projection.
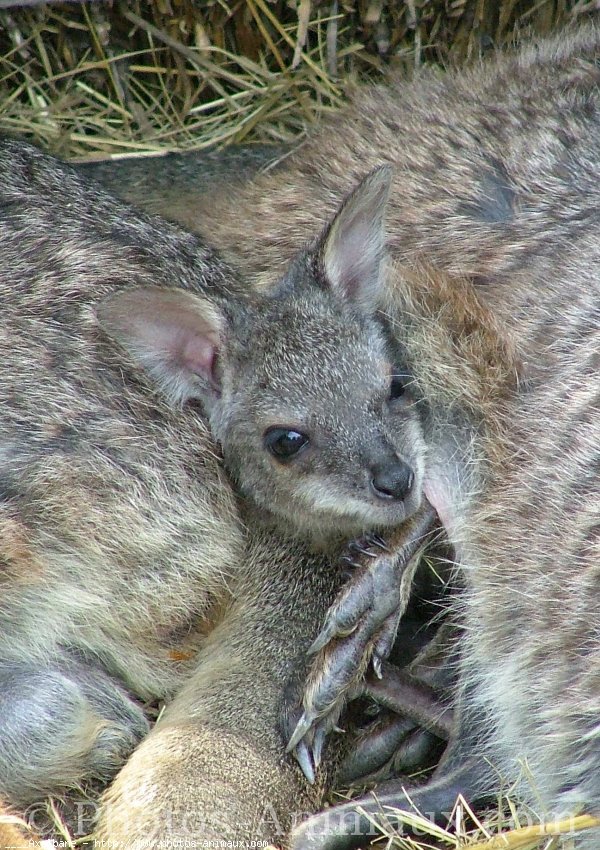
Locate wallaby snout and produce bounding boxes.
[370,458,414,502]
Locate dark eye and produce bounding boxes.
[389,375,406,400]
[264,427,309,462]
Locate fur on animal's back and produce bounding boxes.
[0,138,244,699]
[168,23,600,298]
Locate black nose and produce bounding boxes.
[370,461,414,501]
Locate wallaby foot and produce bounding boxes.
[290,753,494,850]
[291,681,496,850]
[0,660,149,807]
[337,710,444,787]
[336,613,456,786]
[364,664,453,739]
[285,656,451,788]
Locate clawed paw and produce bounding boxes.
[288,501,439,776]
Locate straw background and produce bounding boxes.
[0,0,588,161]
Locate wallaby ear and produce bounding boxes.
[96,287,226,407]
[321,165,392,312]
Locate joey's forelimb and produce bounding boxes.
[288,500,440,774]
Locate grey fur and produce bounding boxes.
[78,144,290,223]
[0,139,431,846]
[90,22,600,845]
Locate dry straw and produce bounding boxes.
[0,0,582,160]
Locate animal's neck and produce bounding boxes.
[235,496,350,557]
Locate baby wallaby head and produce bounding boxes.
[97,167,425,542]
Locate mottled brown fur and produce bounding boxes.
[1,137,444,850]
[88,22,600,845]
[0,138,346,848]
[0,809,35,850]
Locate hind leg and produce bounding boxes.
[0,659,149,808]
[95,534,342,848]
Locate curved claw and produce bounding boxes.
[287,709,317,754]
[349,533,390,555]
[312,723,327,770]
[336,713,415,786]
[309,620,357,657]
[289,714,330,782]
[294,739,316,785]
[372,610,402,677]
[348,543,378,558]
[291,501,440,761]
[364,533,389,551]
[372,655,383,679]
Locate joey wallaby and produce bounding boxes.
[290,246,600,850]
[0,139,439,847]
[84,20,600,849]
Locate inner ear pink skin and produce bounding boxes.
[182,334,216,377]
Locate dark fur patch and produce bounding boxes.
[457,162,515,225]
